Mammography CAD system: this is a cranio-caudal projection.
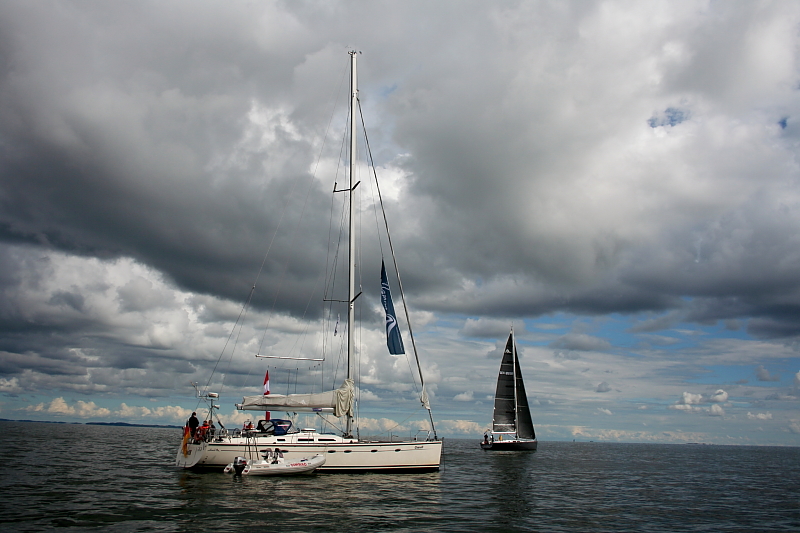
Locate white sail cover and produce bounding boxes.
[238,379,354,418]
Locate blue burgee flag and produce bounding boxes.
[381,260,405,354]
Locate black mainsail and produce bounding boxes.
[483,329,537,450]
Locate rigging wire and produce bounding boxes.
[204,284,257,397]
[254,55,349,360]
[358,99,438,438]
[359,109,419,396]
[323,116,351,392]
[208,55,435,438]
[199,56,352,420]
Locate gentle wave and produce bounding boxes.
[1,422,798,532]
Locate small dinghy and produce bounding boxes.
[224,449,325,476]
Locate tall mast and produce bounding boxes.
[345,50,358,438]
[512,326,518,438]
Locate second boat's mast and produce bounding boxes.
[512,326,518,439]
[346,50,358,438]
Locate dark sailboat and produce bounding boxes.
[481,328,538,451]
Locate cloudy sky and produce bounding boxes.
[2,0,799,445]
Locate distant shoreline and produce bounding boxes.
[0,418,180,429]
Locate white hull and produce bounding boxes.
[177,430,442,473]
[224,454,326,476]
[480,438,538,451]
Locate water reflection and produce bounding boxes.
[3,425,799,532]
[173,467,443,531]
[486,450,537,526]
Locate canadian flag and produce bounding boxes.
[263,370,270,421]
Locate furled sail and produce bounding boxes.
[237,379,354,418]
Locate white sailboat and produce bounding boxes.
[481,328,537,451]
[176,51,442,472]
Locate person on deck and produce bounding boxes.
[195,420,209,442]
[270,448,283,464]
[188,412,199,437]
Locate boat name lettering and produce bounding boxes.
[500,371,514,375]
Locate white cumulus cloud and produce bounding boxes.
[0,377,21,393]
[678,392,704,405]
[709,389,728,403]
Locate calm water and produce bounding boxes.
[0,422,798,532]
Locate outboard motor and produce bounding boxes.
[232,456,248,475]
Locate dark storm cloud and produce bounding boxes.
[459,318,522,339]
[551,333,611,352]
[0,1,799,444]
[3,1,799,333]
[0,1,346,318]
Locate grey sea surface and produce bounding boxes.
[0,421,798,532]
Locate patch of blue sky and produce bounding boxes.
[630,396,671,405]
[755,359,800,387]
[686,360,799,387]
[685,364,759,385]
[531,311,760,359]
[647,107,689,128]
[594,314,644,350]
[524,313,572,340]
[679,322,748,343]
[525,312,666,352]
[430,314,471,333]
[636,316,750,351]
[379,83,398,98]
[531,313,647,354]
